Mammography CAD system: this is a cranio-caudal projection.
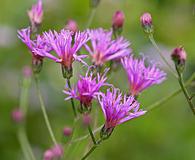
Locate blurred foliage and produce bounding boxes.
[0,0,195,160]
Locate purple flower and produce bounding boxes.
[63,67,108,109]
[28,0,43,30]
[121,56,166,96]
[35,29,89,70]
[17,27,48,60]
[85,28,131,66]
[98,88,146,136]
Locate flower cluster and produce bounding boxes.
[16,1,170,159]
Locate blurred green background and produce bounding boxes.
[0,0,195,159]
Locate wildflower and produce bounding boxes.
[17,27,49,73]
[121,56,166,96]
[140,12,153,34]
[86,28,131,66]
[98,88,146,139]
[63,67,108,112]
[35,29,89,78]
[28,0,43,32]
[43,145,63,160]
[63,127,73,137]
[11,108,24,123]
[65,19,78,33]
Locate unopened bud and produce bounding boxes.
[44,149,54,160]
[11,108,24,123]
[63,127,73,137]
[171,46,186,73]
[23,66,32,78]
[65,20,78,33]
[52,144,63,158]
[82,114,92,126]
[140,12,153,34]
[112,11,125,30]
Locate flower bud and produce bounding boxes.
[44,149,54,160]
[11,108,24,123]
[63,127,73,137]
[171,46,186,73]
[61,64,73,79]
[65,20,78,33]
[28,0,43,32]
[22,66,32,78]
[140,12,153,34]
[52,144,63,158]
[82,114,92,126]
[112,11,125,30]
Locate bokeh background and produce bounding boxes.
[0,0,195,159]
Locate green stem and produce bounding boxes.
[86,8,97,28]
[18,75,36,160]
[17,128,31,160]
[147,72,195,111]
[148,34,177,77]
[88,125,97,145]
[35,75,58,145]
[67,79,77,117]
[175,66,195,115]
[81,139,102,160]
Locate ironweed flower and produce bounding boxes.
[63,67,109,112]
[17,27,49,73]
[86,28,131,66]
[98,88,146,139]
[28,0,43,32]
[35,29,89,78]
[121,56,166,96]
[11,108,24,123]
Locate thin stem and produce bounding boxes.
[72,125,103,143]
[17,75,36,160]
[86,8,97,28]
[81,139,102,160]
[67,79,77,117]
[88,125,96,145]
[147,72,195,111]
[148,34,177,77]
[175,66,195,115]
[34,75,58,145]
[17,128,31,160]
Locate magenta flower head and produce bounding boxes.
[98,88,146,139]
[121,56,166,96]
[63,67,109,112]
[112,10,125,33]
[28,0,43,32]
[17,27,49,73]
[35,29,89,79]
[140,12,153,34]
[65,19,78,33]
[44,149,54,160]
[86,28,131,66]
